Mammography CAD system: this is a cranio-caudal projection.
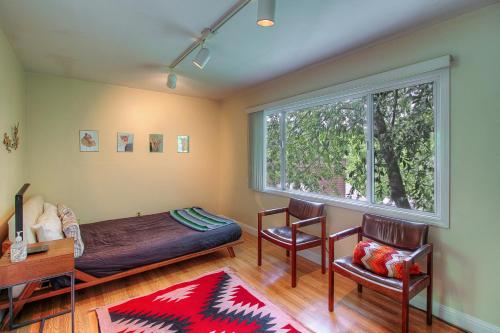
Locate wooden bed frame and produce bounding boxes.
[0,184,243,328]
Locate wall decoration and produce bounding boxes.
[117,132,134,152]
[79,130,99,152]
[3,122,20,153]
[177,135,189,153]
[149,134,163,153]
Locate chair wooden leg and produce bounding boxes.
[227,246,235,258]
[321,238,326,274]
[402,299,410,333]
[257,233,262,266]
[328,266,334,312]
[426,251,433,325]
[427,284,433,325]
[357,284,363,293]
[291,249,297,288]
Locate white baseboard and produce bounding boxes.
[410,296,500,333]
[237,222,500,333]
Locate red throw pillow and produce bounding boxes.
[353,240,420,279]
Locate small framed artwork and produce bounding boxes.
[177,135,189,153]
[117,132,134,152]
[79,130,99,152]
[149,134,163,153]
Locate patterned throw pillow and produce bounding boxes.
[353,240,420,279]
[57,204,84,258]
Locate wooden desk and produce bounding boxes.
[0,239,75,332]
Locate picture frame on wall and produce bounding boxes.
[117,132,134,152]
[149,134,163,153]
[177,135,189,153]
[79,130,99,152]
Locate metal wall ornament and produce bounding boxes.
[3,122,20,153]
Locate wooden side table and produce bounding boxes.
[0,238,75,332]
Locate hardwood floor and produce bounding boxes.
[6,232,463,333]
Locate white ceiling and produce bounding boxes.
[0,0,496,100]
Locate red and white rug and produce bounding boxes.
[96,267,312,333]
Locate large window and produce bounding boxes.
[261,58,449,226]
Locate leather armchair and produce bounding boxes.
[328,214,433,333]
[258,198,326,287]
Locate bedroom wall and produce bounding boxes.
[218,3,500,331]
[25,73,222,224]
[0,29,25,242]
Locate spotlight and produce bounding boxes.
[192,44,211,70]
[257,0,276,27]
[167,73,177,89]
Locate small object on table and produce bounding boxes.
[27,244,49,255]
[0,238,75,333]
[10,231,27,263]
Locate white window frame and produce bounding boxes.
[259,56,450,228]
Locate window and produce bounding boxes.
[260,57,449,226]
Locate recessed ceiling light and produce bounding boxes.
[257,0,276,27]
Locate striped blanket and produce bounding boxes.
[170,207,235,232]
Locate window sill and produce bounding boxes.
[261,188,449,228]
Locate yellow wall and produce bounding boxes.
[0,29,25,240]
[219,4,500,327]
[25,73,222,224]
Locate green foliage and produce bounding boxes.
[266,82,435,213]
[373,82,435,212]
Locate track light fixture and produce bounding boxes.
[192,41,211,70]
[167,72,177,89]
[257,0,276,27]
[166,0,277,89]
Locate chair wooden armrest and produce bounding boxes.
[292,215,325,229]
[405,244,433,267]
[258,207,288,217]
[329,226,362,242]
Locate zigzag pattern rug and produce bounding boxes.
[96,268,312,333]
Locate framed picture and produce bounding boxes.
[149,134,163,153]
[117,132,134,152]
[177,135,189,153]
[79,130,99,152]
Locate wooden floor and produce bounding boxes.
[5,232,463,333]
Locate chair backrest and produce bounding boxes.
[288,198,325,220]
[362,214,428,251]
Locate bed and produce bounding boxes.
[0,184,243,327]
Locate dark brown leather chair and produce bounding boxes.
[328,214,433,333]
[258,198,326,287]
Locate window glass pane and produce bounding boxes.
[373,82,435,212]
[285,97,367,199]
[265,113,281,189]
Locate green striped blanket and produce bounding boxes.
[170,207,235,232]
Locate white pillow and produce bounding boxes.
[32,203,64,242]
[8,195,44,244]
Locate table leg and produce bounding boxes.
[71,271,75,333]
[8,287,13,331]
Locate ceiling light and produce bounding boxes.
[192,43,211,70]
[257,0,276,27]
[167,72,177,89]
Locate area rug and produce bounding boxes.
[96,267,312,333]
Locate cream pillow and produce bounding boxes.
[8,195,44,244]
[32,203,64,242]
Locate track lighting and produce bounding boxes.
[192,42,211,70]
[167,72,177,89]
[257,0,276,27]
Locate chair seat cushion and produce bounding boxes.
[334,256,428,291]
[262,226,320,245]
[353,240,420,279]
